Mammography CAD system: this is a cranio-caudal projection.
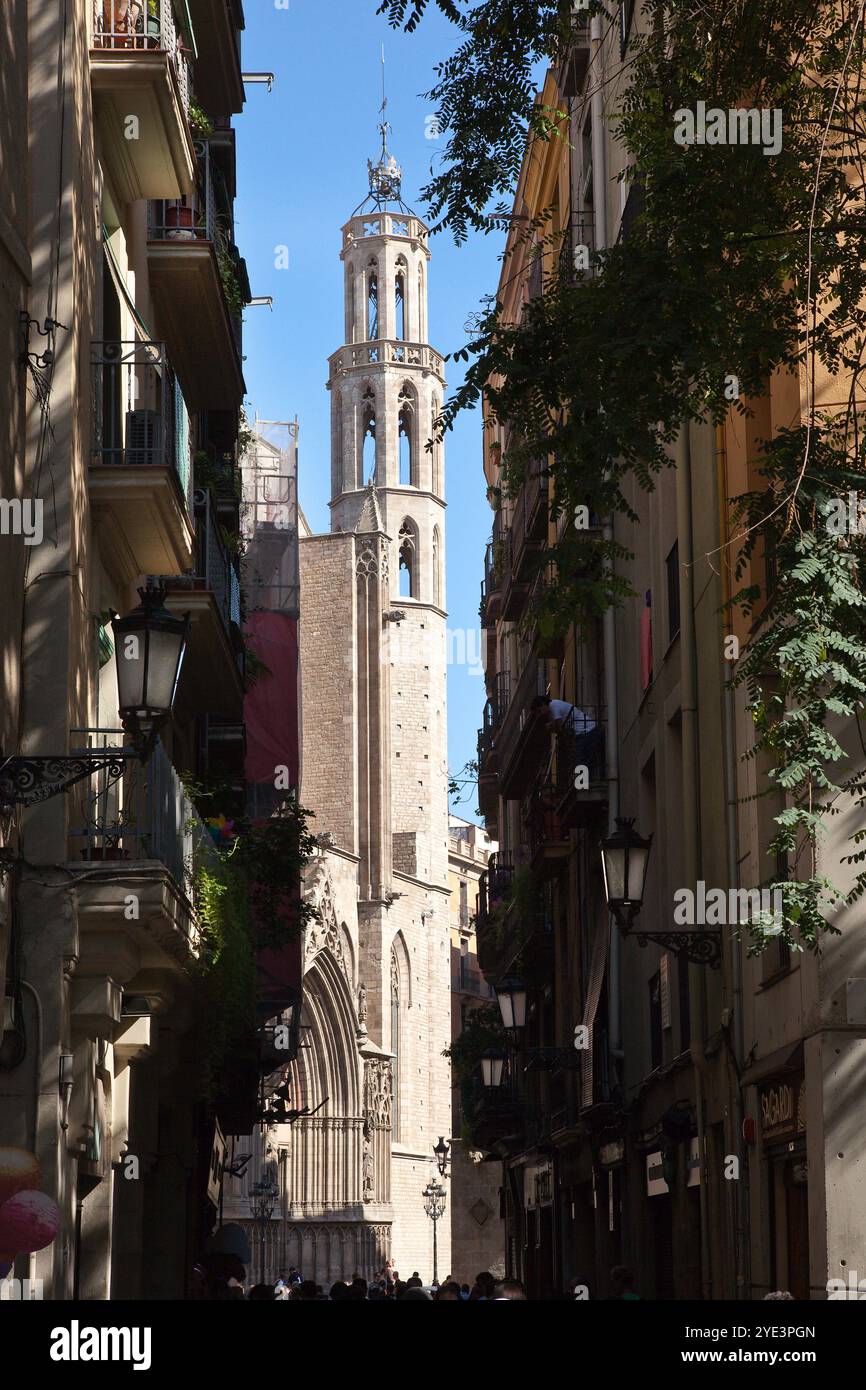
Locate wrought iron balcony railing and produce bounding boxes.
[559,212,596,282]
[69,728,214,912]
[148,136,232,244]
[196,486,241,635]
[153,487,242,661]
[509,466,549,573]
[92,0,191,115]
[475,851,514,931]
[453,963,496,998]
[91,340,193,503]
[553,704,608,829]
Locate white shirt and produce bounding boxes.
[547,700,595,732]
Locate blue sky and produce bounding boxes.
[235,0,506,814]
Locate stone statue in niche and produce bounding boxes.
[362,1129,375,1201]
[358,982,368,1026]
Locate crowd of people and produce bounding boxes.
[220,1264,526,1301]
[191,1231,527,1301]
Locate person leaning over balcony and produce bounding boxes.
[531,695,602,774]
[531,694,594,732]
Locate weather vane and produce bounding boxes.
[367,45,402,206]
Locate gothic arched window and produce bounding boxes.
[333,389,344,490]
[432,525,441,606]
[361,384,376,485]
[398,519,417,599]
[367,258,378,341]
[431,395,441,495]
[346,263,355,341]
[390,948,401,1141]
[398,381,415,487]
[395,256,407,341]
[417,262,424,339]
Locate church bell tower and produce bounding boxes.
[327,123,448,901]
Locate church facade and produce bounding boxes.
[282,142,452,1283]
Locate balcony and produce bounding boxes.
[147,141,246,410]
[522,777,569,879]
[68,729,217,973]
[480,514,506,628]
[90,340,195,578]
[154,487,245,720]
[90,0,195,202]
[186,0,245,117]
[476,710,499,830]
[465,1084,525,1154]
[496,656,549,801]
[476,857,554,985]
[527,559,563,658]
[328,340,445,381]
[554,705,608,830]
[453,962,495,999]
[500,532,530,623]
[559,212,596,284]
[507,466,549,587]
[557,7,592,99]
[475,851,513,977]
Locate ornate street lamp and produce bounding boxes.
[433,1136,450,1178]
[111,581,189,744]
[601,816,721,967]
[600,817,653,929]
[422,1179,447,1285]
[480,1048,507,1089]
[0,580,189,809]
[494,978,527,1032]
[248,1173,280,1284]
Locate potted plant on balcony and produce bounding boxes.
[146,0,161,43]
[165,197,196,239]
[102,0,141,46]
[188,98,214,138]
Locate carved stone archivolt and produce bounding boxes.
[303,862,352,989]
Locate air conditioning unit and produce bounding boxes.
[125,409,162,467]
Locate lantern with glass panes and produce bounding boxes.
[0,580,189,810]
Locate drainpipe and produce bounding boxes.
[588,18,620,1054]
[589,13,627,1279]
[676,423,712,1300]
[716,422,750,1298]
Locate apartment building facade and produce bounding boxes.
[472,3,866,1301]
[0,0,262,1299]
[447,817,504,1281]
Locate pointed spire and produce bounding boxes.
[356,479,384,535]
[367,46,402,206]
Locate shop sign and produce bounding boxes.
[760,1077,805,1143]
[646,1150,669,1197]
[207,1118,226,1207]
[599,1140,624,1167]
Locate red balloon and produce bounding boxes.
[0,1191,60,1254]
[0,1150,42,1209]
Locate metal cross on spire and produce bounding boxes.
[367,44,402,206]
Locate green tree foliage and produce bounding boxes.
[189,792,318,1090]
[443,1003,507,1143]
[382,0,866,950]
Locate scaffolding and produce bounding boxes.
[240,417,300,618]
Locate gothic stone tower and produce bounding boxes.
[292,134,452,1282]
